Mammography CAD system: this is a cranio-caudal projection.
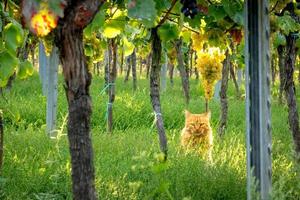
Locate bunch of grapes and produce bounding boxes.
[167,48,177,65]
[191,32,207,51]
[180,0,198,19]
[229,29,243,44]
[195,47,226,100]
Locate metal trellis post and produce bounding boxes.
[245,0,272,199]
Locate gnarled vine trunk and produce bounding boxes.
[120,49,124,75]
[277,45,285,104]
[131,49,137,91]
[107,39,117,133]
[150,28,168,159]
[55,1,104,199]
[229,63,240,98]
[124,56,131,82]
[218,50,230,137]
[284,34,300,158]
[175,38,190,105]
[146,53,151,79]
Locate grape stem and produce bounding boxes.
[162,11,180,17]
[205,99,208,112]
[158,0,178,27]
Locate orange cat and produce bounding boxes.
[181,110,213,160]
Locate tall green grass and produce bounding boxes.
[0,73,299,199]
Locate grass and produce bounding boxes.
[0,73,300,199]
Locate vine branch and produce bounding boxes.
[158,0,178,27]
[269,0,279,14]
[167,17,199,34]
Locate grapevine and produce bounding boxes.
[192,32,226,101]
[180,0,199,19]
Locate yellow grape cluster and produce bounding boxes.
[191,32,207,51]
[195,47,226,100]
[167,48,177,65]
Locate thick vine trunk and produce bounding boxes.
[0,110,3,173]
[195,67,199,80]
[107,39,117,133]
[278,45,285,104]
[271,57,276,87]
[146,53,151,79]
[55,1,103,199]
[175,39,190,105]
[131,50,137,91]
[229,63,240,97]
[104,50,109,88]
[139,57,143,76]
[120,49,124,75]
[150,28,168,159]
[124,56,131,82]
[218,50,230,137]
[189,49,193,78]
[284,34,300,158]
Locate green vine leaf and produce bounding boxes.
[157,23,179,42]
[18,60,34,79]
[0,50,19,87]
[4,22,24,54]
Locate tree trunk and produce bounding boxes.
[120,49,124,75]
[189,49,193,78]
[55,1,104,199]
[104,50,109,88]
[218,50,230,137]
[169,63,174,87]
[278,45,285,104]
[284,34,300,159]
[150,28,168,159]
[107,39,117,133]
[195,67,199,80]
[0,110,3,173]
[139,57,143,76]
[146,53,151,79]
[175,39,190,105]
[124,56,131,82]
[271,57,276,87]
[229,63,240,97]
[194,52,199,80]
[131,49,137,91]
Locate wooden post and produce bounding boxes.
[46,47,59,137]
[245,0,272,199]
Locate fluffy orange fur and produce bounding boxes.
[180,110,213,160]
